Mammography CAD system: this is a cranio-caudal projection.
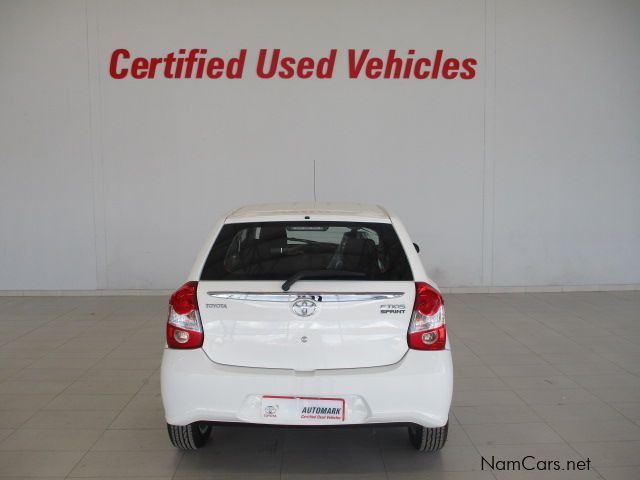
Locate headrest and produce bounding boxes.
[259,225,287,242]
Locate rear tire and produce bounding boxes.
[408,421,448,452]
[167,422,211,450]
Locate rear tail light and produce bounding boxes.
[166,281,203,349]
[407,282,446,350]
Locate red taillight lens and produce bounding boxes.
[170,281,199,315]
[166,281,203,349]
[407,282,446,350]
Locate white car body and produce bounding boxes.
[161,203,452,438]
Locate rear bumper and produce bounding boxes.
[161,348,453,428]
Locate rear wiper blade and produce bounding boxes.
[281,270,366,291]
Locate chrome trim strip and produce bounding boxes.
[206,292,405,302]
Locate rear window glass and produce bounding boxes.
[200,221,413,281]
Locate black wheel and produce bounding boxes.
[167,422,211,450]
[408,421,448,452]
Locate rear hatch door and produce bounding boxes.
[198,280,415,370]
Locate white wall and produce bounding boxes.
[1,0,639,291]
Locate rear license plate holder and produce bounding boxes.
[261,395,346,423]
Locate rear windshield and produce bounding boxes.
[200,221,413,281]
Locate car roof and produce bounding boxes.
[225,202,391,223]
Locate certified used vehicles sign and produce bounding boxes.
[109,48,477,80]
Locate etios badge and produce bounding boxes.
[291,298,317,317]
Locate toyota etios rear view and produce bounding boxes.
[161,203,453,451]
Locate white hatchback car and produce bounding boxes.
[161,203,453,451]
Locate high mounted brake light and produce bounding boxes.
[167,281,204,349]
[407,282,446,350]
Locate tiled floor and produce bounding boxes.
[0,292,639,479]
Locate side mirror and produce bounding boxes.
[413,243,420,253]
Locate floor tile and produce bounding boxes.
[550,420,640,442]
[176,449,279,478]
[22,410,119,430]
[596,465,640,480]
[386,473,496,480]
[500,375,580,389]
[571,441,640,467]
[452,389,526,407]
[382,445,483,473]
[0,428,103,451]
[531,403,629,423]
[454,377,510,391]
[43,393,132,411]
[0,380,70,395]
[0,393,57,410]
[589,387,640,404]
[65,378,146,395]
[492,469,602,480]
[121,392,163,411]
[610,402,640,422]
[453,404,541,425]
[91,428,173,451]
[0,429,14,443]
[0,450,86,476]
[514,388,602,405]
[477,353,549,366]
[283,426,378,451]
[490,364,564,377]
[69,450,183,477]
[0,410,36,429]
[282,449,384,476]
[555,362,628,375]
[463,422,565,445]
[8,367,88,382]
[570,374,640,389]
[109,407,166,429]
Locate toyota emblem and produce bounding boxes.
[291,298,317,317]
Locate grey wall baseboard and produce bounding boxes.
[440,284,640,294]
[0,285,639,296]
[0,289,173,297]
